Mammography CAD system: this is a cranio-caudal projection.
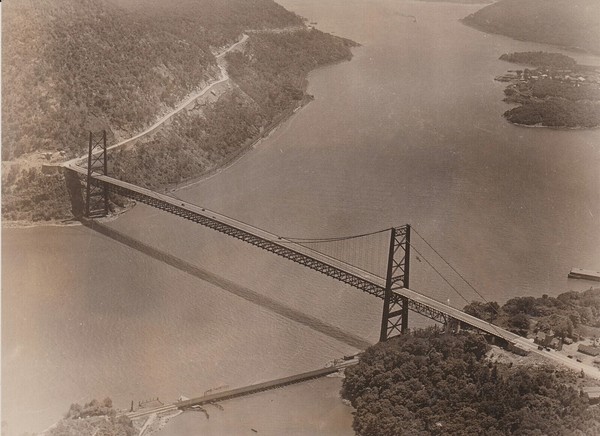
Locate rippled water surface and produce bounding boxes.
[3,0,600,434]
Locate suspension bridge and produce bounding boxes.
[63,130,522,345]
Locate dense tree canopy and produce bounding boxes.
[48,398,136,436]
[464,289,600,338]
[504,100,600,128]
[2,0,305,160]
[342,329,600,436]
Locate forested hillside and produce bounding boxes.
[462,0,600,55]
[3,0,214,159]
[2,0,356,223]
[342,329,600,436]
[110,0,304,48]
[111,29,356,190]
[46,398,136,436]
[2,0,303,160]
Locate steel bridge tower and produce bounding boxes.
[84,130,109,218]
[379,224,411,341]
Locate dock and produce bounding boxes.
[126,360,357,420]
[175,365,343,410]
[568,268,600,282]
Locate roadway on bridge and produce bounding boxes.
[65,166,388,289]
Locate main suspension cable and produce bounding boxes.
[409,241,508,340]
[282,227,389,244]
[412,227,501,317]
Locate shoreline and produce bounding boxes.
[2,201,135,230]
[2,219,82,230]
[460,19,600,58]
[4,43,356,231]
[1,96,312,231]
[508,120,600,130]
[171,95,313,193]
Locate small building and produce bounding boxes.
[578,344,600,356]
[507,341,530,356]
[534,331,556,347]
[582,387,600,405]
[549,337,563,351]
[534,331,549,347]
[534,331,562,350]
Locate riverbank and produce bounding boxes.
[510,122,600,130]
[168,92,314,193]
[1,193,134,229]
[0,71,316,230]
[2,27,356,228]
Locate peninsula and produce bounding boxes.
[462,0,600,55]
[496,52,600,128]
[1,0,357,224]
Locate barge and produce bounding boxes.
[568,268,600,282]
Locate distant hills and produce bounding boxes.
[462,0,600,55]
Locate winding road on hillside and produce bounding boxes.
[63,34,248,167]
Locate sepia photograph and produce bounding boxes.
[2,0,600,434]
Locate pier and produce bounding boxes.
[126,359,357,421]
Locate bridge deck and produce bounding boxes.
[68,165,388,296]
[398,287,519,341]
[67,166,517,342]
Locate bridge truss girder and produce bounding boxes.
[88,177,385,296]
[405,298,449,326]
[82,174,451,330]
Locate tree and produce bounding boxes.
[464,301,500,322]
[508,313,530,335]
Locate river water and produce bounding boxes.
[3,0,600,434]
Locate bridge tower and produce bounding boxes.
[84,130,109,218]
[379,224,411,341]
